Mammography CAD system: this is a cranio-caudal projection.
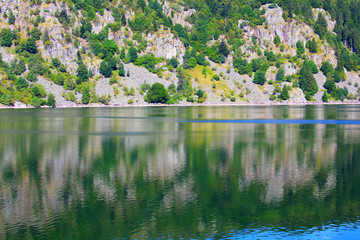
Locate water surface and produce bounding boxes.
[0,105,359,239]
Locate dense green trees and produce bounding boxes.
[0,28,13,47]
[253,70,267,85]
[47,93,56,107]
[299,61,318,97]
[100,61,112,78]
[320,61,334,77]
[77,61,89,83]
[145,83,170,103]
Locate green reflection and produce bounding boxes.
[0,106,359,239]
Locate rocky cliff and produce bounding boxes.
[0,1,359,108]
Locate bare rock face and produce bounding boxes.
[163,0,195,28]
[92,10,114,34]
[145,29,186,61]
[255,5,314,47]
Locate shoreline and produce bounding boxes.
[0,101,359,109]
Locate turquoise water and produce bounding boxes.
[0,105,359,239]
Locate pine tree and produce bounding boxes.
[279,85,290,100]
[77,61,88,83]
[47,93,56,108]
[299,61,318,96]
[314,13,328,39]
[82,85,90,104]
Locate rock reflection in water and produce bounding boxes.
[0,106,359,239]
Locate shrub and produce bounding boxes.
[308,60,319,74]
[253,70,267,85]
[213,74,220,81]
[279,85,290,100]
[145,83,170,103]
[276,67,285,81]
[320,61,334,77]
[322,92,329,102]
[15,77,29,90]
[47,93,56,107]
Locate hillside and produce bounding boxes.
[0,0,360,107]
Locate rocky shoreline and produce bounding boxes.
[1,100,359,110]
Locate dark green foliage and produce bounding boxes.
[80,19,93,38]
[23,38,38,54]
[308,60,319,74]
[52,58,61,68]
[276,67,285,81]
[0,28,13,47]
[299,61,318,96]
[196,89,204,98]
[279,85,290,100]
[322,92,329,102]
[169,57,179,68]
[15,77,29,90]
[314,13,328,39]
[100,61,112,78]
[28,54,48,76]
[77,61,88,83]
[47,93,56,107]
[233,56,248,74]
[218,40,229,57]
[55,9,70,26]
[334,70,341,83]
[265,51,276,62]
[253,70,266,85]
[31,28,42,41]
[8,9,15,25]
[306,38,317,53]
[26,70,38,82]
[128,46,138,63]
[320,61,334,77]
[118,63,125,77]
[103,40,119,55]
[324,77,336,95]
[82,85,90,104]
[274,35,281,47]
[145,83,170,103]
[10,59,26,75]
[120,47,126,60]
[196,53,206,65]
[106,56,118,71]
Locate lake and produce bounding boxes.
[0,105,359,239]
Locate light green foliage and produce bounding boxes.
[47,93,56,107]
[82,85,90,104]
[296,41,305,58]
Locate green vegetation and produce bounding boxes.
[299,61,318,97]
[145,83,170,103]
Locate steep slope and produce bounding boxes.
[0,0,359,108]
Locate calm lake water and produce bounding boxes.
[0,105,359,239]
